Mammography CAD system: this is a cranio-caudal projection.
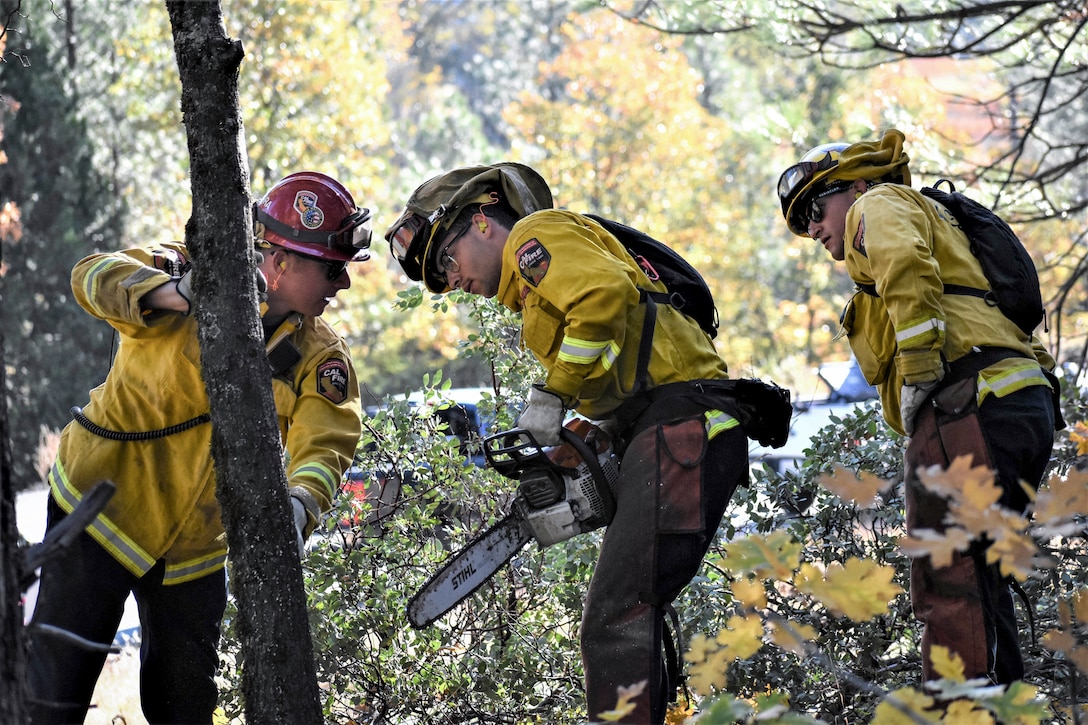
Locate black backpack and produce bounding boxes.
[920,180,1045,335]
[584,214,719,339]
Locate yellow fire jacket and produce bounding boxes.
[48,242,362,584]
[839,184,1055,435]
[496,210,729,420]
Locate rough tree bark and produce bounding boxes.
[1,216,27,725]
[165,2,323,723]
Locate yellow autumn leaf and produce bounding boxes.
[942,699,996,725]
[687,647,731,696]
[715,614,765,660]
[1069,646,1088,675]
[930,644,966,682]
[1069,422,1088,456]
[1032,470,1088,524]
[1073,588,1088,624]
[1042,628,1077,654]
[899,527,972,568]
[595,680,647,722]
[795,558,903,621]
[665,700,696,725]
[769,619,817,656]
[732,577,767,609]
[719,530,802,579]
[818,464,893,507]
[683,633,717,665]
[985,527,1042,581]
[951,503,1013,540]
[915,456,995,504]
[957,466,1004,511]
[872,686,940,724]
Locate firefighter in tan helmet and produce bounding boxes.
[387,163,759,724]
[778,129,1061,684]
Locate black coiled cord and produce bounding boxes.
[70,406,210,441]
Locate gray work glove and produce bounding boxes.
[517,385,566,446]
[291,496,309,557]
[900,378,943,437]
[175,269,194,316]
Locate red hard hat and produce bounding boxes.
[254,172,372,262]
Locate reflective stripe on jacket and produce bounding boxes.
[52,242,362,583]
[496,210,729,420]
[839,184,1055,435]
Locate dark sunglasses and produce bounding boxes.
[287,251,349,281]
[807,182,854,226]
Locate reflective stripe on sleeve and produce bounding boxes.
[704,408,740,441]
[292,461,340,501]
[895,317,945,346]
[558,335,620,371]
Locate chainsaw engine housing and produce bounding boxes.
[486,419,619,547]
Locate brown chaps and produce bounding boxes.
[904,378,1052,684]
[581,417,747,723]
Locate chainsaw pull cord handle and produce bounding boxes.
[558,426,617,522]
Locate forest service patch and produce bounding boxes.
[317,359,349,404]
[516,238,551,287]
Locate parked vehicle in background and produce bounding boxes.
[748,359,879,473]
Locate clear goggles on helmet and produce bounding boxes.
[253,204,373,252]
[386,213,431,262]
[334,208,374,251]
[777,151,841,204]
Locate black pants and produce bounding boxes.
[27,495,226,725]
[581,417,748,723]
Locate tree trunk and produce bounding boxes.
[1,216,28,725]
[165,3,323,723]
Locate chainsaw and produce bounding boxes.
[406,418,620,629]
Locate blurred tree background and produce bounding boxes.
[3,0,1084,486]
[2,1,1087,722]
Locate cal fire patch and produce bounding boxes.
[294,190,325,229]
[317,359,349,404]
[852,214,868,257]
[516,238,551,287]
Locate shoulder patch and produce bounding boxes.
[852,214,867,257]
[317,358,350,404]
[516,238,551,287]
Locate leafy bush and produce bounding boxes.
[218,296,1088,723]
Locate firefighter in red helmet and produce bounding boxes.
[26,172,368,724]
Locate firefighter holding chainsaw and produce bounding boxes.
[26,172,367,724]
[777,129,1061,684]
[387,163,787,724]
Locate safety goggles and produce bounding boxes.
[777,152,841,205]
[386,213,431,262]
[254,204,373,253]
[333,208,374,251]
